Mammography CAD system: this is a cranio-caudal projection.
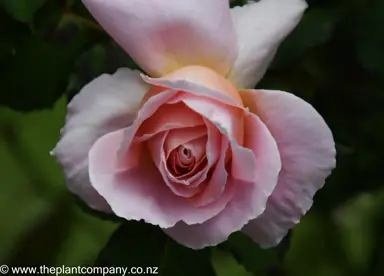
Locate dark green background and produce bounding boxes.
[1,0,384,275]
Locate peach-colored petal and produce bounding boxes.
[142,65,243,107]
[163,127,207,158]
[82,0,237,77]
[136,102,204,139]
[239,89,336,248]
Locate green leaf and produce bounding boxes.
[211,248,250,276]
[2,0,47,23]
[0,97,117,265]
[270,8,340,70]
[96,221,216,276]
[5,195,73,266]
[218,232,292,275]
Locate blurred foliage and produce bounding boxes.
[96,221,216,276]
[1,0,384,275]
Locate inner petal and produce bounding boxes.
[164,126,207,157]
[169,147,196,176]
[135,102,204,141]
[177,146,194,165]
[167,135,207,178]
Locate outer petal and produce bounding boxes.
[228,0,307,89]
[164,113,281,249]
[82,0,237,77]
[52,68,149,211]
[240,89,336,248]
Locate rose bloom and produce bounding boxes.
[52,0,336,249]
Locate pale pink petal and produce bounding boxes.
[185,99,258,184]
[181,96,244,145]
[204,120,223,170]
[164,113,281,249]
[51,68,149,211]
[242,112,282,190]
[230,143,257,183]
[136,102,204,139]
[240,89,336,248]
[228,0,307,88]
[89,130,235,228]
[82,0,237,77]
[89,88,186,198]
[188,136,229,207]
[119,89,180,153]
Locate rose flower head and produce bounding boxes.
[52,0,336,249]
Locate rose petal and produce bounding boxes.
[177,119,224,189]
[183,136,207,162]
[82,0,237,77]
[145,114,223,191]
[188,135,229,207]
[182,96,244,145]
[147,129,204,198]
[142,66,242,107]
[164,126,207,158]
[89,130,235,228]
[228,0,307,89]
[164,112,281,249]
[136,102,204,140]
[240,89,336,248]
[119,89,180,153]
[52,68,149,211]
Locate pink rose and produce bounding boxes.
[53,0,336,249]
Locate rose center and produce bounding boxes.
[167,145,197,176]
[179,147,193,163]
